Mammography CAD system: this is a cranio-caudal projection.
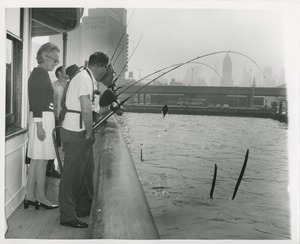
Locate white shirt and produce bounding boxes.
[62,68,97,131]
[52,80,65,118]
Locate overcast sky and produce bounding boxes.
[125,7,287,85]
[31,1,298,86]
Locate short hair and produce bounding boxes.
[88,52,109,66]
[36,42,60,64]
[55,66,64,78]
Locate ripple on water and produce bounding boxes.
[116,113,289,239]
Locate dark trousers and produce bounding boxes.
[59,128,94,222]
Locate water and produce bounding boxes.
[116,113,290,239]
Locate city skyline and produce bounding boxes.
[32,3,293,88]
[124,6,287,86]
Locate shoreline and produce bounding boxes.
[123,104,288,123]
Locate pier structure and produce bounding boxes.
[119,85,287,108]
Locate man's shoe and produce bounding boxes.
[46,170,61,178]
[60,218,88,228]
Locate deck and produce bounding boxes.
[5,117,159,239]
[5,174,90,239]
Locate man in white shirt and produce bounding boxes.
[59,52,112,228]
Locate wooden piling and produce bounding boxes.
[210,164,217,199]
[232,149,249,200]
[141,148,144,162]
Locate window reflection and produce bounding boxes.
[6,39,13,121]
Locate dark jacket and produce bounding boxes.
[28,67,54,118]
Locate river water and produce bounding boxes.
[116,113,290,240]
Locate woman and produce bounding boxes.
[25,42,60,210]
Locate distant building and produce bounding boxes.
[198,78,207,86]
[170,78,183,86]
[210,63,221,86]
[277,68,285,87]
[154,76,168,85]
[183,66,205,86]
[50,8,128,79]
[222,53,234,86]
[240,67,251,87]
[263,66,275,87]
[254,70,263,87]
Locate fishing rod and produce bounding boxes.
[93,50,230,131]
[113,40,135,67]
[190,62,225,85]
[116,50,264,96]
[116,63,181,96]
[93,50,266,131]
[110,9,135,64]
[115,61,221,96]
[112,41,128,66]
[109,35,143,92]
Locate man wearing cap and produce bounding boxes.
[59,52,112,228]
[46,66,68,178]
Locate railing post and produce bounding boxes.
[62,32,68,66]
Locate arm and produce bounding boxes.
[36,122,46,141]
[53,90,59,118]
[28,69,48,140]
[100,64,115,87]
[80,95,93,139]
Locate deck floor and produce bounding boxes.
[5,174,90,239]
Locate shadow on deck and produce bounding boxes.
[5,176,89,239]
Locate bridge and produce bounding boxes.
[118,85,287,97]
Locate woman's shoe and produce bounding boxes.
[24,199,36,209]
[35,201,59,210]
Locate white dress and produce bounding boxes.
[27,111,56,160]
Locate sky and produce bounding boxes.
[124,7,286,85]
[32,2,296,86]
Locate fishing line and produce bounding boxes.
[111,34,143,87]
[110,9,135,64]
[117,50,264,96]
[93,50,266,131]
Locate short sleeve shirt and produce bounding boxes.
[52,80,65,118]
[62,68,97,131]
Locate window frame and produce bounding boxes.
[5,32,23,136]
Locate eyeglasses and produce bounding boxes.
[46,55,60,64]
[97,64,108,69]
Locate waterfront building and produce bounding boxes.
[50,8,128,80]
[222,53,234,86]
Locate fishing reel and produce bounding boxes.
[110,101,125,116]
[110,102,120,112]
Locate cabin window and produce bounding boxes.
[6,38,14,125]
[6,34,23,135]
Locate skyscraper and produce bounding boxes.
[50,8,128,80]
[222,53,234,86]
